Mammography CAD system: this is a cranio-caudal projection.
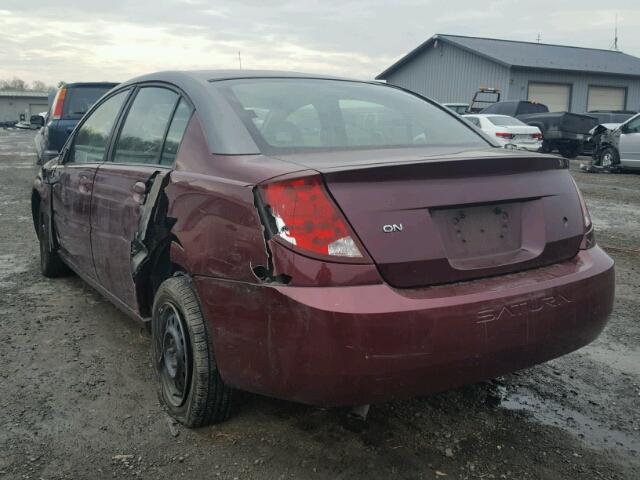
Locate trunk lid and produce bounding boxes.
[500,125,540,136]
[275,148,583,287]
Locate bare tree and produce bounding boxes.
[0,78,55,92]
[0,78,27,91]
[30,80,49,92]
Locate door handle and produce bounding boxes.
[132,181,147,204]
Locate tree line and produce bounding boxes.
[0,78,56,92]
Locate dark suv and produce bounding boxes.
[34,82,117,164]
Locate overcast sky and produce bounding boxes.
[1,0,639,86]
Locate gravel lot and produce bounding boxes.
[1,128,638,480]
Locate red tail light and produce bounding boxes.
[260,177,364,259]
[51,87,66,120]
[570,177,595,249]
[495,132,514,139]
[531,132,543,139]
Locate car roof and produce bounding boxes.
[464,114,509,118]
[119,69,352,87]
[64,82,119,88]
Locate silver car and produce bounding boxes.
[597,113,640,169]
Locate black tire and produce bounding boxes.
[38,208,69,278]
[152,276,232,427]
[599,147,620,168]
[540,140,553,153]
[558,142,580,159]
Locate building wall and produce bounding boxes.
[384,42,510,104]
[383,41,640,113]
[506,68,640,113]
[0,97,48,123]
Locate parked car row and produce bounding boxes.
[443,96,638,163]
[32,70,614,427]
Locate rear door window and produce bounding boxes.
[63,86,114,120]
[160,98,194,166]
[69,90,129,164]
[112,87,179,165]
[487,116,527,127]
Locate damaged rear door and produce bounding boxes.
[90,85,193,311]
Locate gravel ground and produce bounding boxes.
[0,128,638,480]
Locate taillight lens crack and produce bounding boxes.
[260,177,364,259]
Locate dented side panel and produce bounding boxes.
[166,114,270,282]
[165,173,269,282]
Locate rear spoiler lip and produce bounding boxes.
[265,146,566,174]
[319,155,568,183]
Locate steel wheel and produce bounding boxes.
[152,276,232,426]
[157,302,191,408]
[599,147,619,169]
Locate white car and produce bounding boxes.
[442,103,469,115]
[463,114,542,151]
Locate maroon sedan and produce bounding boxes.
[32,70,614,426]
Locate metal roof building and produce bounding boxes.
[0,90,49,124]
[377,34,640,113]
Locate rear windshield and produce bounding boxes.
[487,116,527,127]
[62,86,113,119]
[482,102,547,115]
[517,103,548,114]
[214,79,487,154]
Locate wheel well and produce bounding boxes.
[136,238,187,318]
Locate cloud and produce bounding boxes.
[0,0,638,85]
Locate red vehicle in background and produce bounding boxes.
[32,71,614,427]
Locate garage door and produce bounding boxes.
[528,83,571,112]
[587,86,626,112]
[29,104,48,116]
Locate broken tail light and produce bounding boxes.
[571,177,596,249]
[258,176,367,261]
[51,87,67,120]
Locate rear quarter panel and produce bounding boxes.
[166,114,270,282]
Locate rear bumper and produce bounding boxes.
[496,139,542,151]
[516,142,542,152]
[195,247,614,406]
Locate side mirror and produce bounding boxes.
[30,115,45,128]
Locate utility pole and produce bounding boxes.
[238,50,242,69]
[536,33,541,43]
[611,14,619,51]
